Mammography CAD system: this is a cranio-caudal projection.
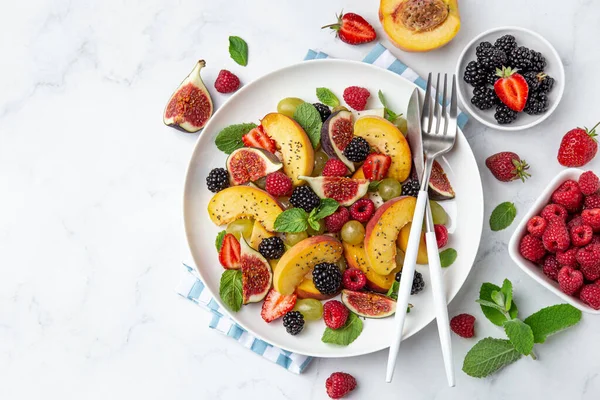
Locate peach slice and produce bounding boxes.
[364,196,416,275]
[397,222,428,264]
[261,113,314,185]
[296,277,338,300]
[352,166,365,180]
[343,242,400,293]
[354,116,411,182]
[207,186,283,232]
[273,235,343,295]
[249,220,275,250]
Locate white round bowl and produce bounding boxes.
[455,26,565,131]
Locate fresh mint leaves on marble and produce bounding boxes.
[489,202,517,231]
[228,36,248,66]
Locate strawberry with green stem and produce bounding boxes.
[322,11,376,45]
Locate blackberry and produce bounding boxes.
[494,104,518,125]
[477,46,507,70]
[395,270,425,295]
[471,86,498,110]
[282,311,304,335]
[258,237,285,259]
[401,178,420,197]
[313,102,331,123]
[206,168,230,193]
[494,34,517,54]
[529,50,546,72]
[312,262,342,295]
[463,61,486,87]
[508,46,532,70]
[343,137,370,163]
[475,41,493,59]
[485,69,499,86]
[289,186,321,212]
[524,92,549,115]
[522,71,541,92]
[538,74,555,94]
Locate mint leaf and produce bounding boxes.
[368,180,381,192]
[480,282,518,326]
[491,290,505,308]
[439,248,457,267]
[476,299,507,312]
[308,218,321,231]
[462,338,522,378]
[504,319,534,355]
[311,198,339,221]
[322,312,363,346]
[215,123,257,154]
[219,270,243,312]
[316,87,340,108]
[501,279,513,311]
[215,230,226,251]
[523,304,582,344]
[274,208,309,233]
[490,202,517,231]
[294,103,322,148]
[378,90,400,122]
[387,280,399,301]
[228,36,248,66]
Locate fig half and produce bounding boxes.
[240,237,273,304]
[341,289,396,318]
[299,176,369,207]
[320,110,355,172]
[163,60,213,133]
[226,147,282,185]
[428,160,455,200]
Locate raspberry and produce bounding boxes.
[264,172,293,197]
[342,268,367,291]
[519,234,546,262]
[214,69,240,93]
[556,248,578,268]
[579,284,600,309]
[325,372,357,399]
[323,300,349,330]
[593,235,600,245]
[324,207,350,233]
[582,208,600,232]
[576,243,600,269]
[542,219,570,252]
[527,216,548,238]
[322,159,349,177]
[579,171,600,195]
[343,86,370,111]
[567,215,584,230]
[434,224,449,248]
[580,262,600,282]
[450,313,476,338]
[542,255,560,281]
[585,193,600,209]
[571,224,593,247]
[551,180,583,212]
[540,204,568,222]
[558,266,584,295]
[349,199,375,223]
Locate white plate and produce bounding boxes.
[184,59,484,358]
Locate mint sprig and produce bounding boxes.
[293,102,322,148]
[503,319,534,355]
[478,280,518,326]
[439,248,457,267]
[386,280,399,301]
[274,199,339,233]
[524,304,582,344]
[219,270,243,312]
[215,123,257,154]
[489,202,517,231]
[228,36,248,66]
[378,90,401,122]
[316,87,340,108]
[322,312,363,346]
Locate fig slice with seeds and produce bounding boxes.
[240,237,273,304]
[320,110,356,172]
[341,289,396,318]
[299,176,369,206]
[428,160,455,200]
[226,147,282,185]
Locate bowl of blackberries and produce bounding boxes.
[456,26,565,131]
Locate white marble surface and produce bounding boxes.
[2,0,600,398]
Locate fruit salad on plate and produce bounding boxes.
[205,87,455,344]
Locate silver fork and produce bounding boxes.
[386,73,458,383]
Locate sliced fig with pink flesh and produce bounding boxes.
[226,147,282,185]
[240,237,273,304]
[299,176,369,207]
[163,60,213,133]
[341,289,396,318]
[428,160,455,201]
[320,111,355,172]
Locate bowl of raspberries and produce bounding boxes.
[456,26,565,131]
[509,169,600,313]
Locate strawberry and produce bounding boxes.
[242,125,277,153]
[219,233,241,269]
[261,289,297,323]
[362,153,391,181]
[557,123,599,167]
[493,67,529,112]
[322,11,376,45]
[485,152,530,182]
[557,266,584,295]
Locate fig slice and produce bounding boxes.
[299,176,369,207]
[240,237,273,304]
[226,147,282,185]
[428,160,455,200]
[163,60,213,133]
[320,110,356,172]
[341,289,396,318]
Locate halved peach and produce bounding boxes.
[354,116,411,182]
[343,242,400,293]
[296,277,338,300]
[397,222,428,264]
[249,220,275,250]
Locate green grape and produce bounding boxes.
[341,221,365,245]
[378,178,402,201]
[226,218,254,241]
[285,231,308,246]
[332,105,349,113]
[394,116,408,136]
[337,257,348,273]
[312,150,329,176]
[277,97,304,118]
[293,298,323,321]
[279,197,292,210]
[254,176,267,190]
[395,248,405,267]
[307,220,326,236]
[430,200,448,225]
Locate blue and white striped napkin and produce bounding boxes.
[177,43,469,374]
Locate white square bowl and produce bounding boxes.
[508,168,600,314]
